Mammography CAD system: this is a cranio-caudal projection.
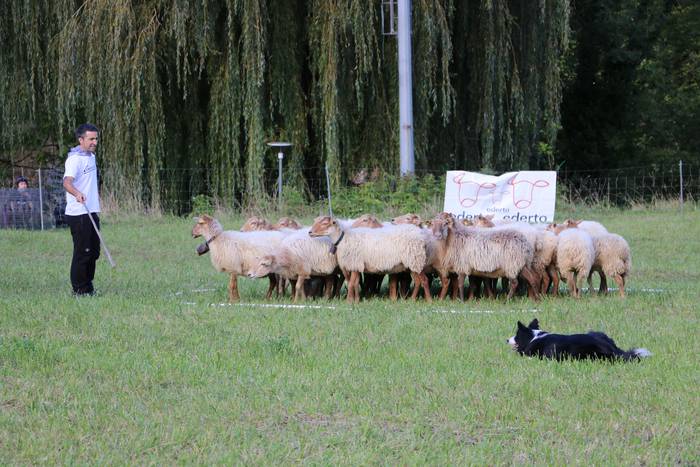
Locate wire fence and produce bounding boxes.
[1,161,696,228]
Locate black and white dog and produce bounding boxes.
[507,319,652,361]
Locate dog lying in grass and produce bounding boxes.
[507,319,651,361]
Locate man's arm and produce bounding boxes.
[63,176,86,203]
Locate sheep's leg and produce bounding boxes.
[549,265,560,296]
[456,274,466,301]
[467,276,479,300]
[347,271,361,303]
[450,274,462,300]
[353,271,362,303]
[323,276,335,299]
[297,274,309,302]
[598,271,608,295]
[520,266,541,301]
[613,274,626,298]
[420,272,432,302]
[265,274,277,300]
[506,278,518,300]
[484,278,496,299]
[437,272,451,300]
[388,274,399,301]
[346,271,356,303]
[228,274,240,302]
[564,271,577,297]
[541,268,551,295]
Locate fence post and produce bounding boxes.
[38,168,45,231]
[679,160,684,212]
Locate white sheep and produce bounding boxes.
[309,216,432,303]
[192,215,285,301]
[588,233,632,297]
[247,229,338,302]
[547,222,595,298]
[428,215,540,300]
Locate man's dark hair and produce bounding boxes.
[75,123,100,139]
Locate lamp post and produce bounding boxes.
[267,142,292,207]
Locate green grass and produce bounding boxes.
[1,206,699,464]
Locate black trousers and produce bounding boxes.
[65,213,101,294]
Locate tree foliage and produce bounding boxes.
[1,0,570,211]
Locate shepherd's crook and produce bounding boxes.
[84,204,116,268]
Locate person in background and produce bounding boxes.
[62,123,102,296]
[16,176,29,191]
[11,176,33,228]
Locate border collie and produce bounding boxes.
[507,319,652,361]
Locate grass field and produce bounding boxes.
[1,205,698,464]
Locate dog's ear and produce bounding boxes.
[528,319,539,330]
[517,321,527,331]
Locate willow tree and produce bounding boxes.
[0,0,569,212]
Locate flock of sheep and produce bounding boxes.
[191,212,631,303]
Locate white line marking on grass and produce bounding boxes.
[211,302,338,310]
[418,308,540,315]
[174,288,218,296]
[580,287,667,294]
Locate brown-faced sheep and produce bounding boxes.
[428,215,540,300]
[309,216,432,303]
[192,215,284,301]
[248,230,338,301]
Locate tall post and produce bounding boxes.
[266,142,292,210]
[398,0,414,176]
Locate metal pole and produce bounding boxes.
[277,151,283,207]
[679,160,684,212]
[38,168,45,231]
[398,0,414,176]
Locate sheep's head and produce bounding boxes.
[274,217,302,230]
[429,215,454,240]
[192,214,221,238]
[240,216,273,232]
[474,214,495,228]
[352,214,382,228]
[248,255,275,278]
[546,222,568,235]
[564,219,582,229]
[392,213,422,226]
[309,215,336,237]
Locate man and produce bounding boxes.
[63,123,101,296]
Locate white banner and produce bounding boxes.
[443,171,557,223]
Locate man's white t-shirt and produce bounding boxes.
[64,147,100,215]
